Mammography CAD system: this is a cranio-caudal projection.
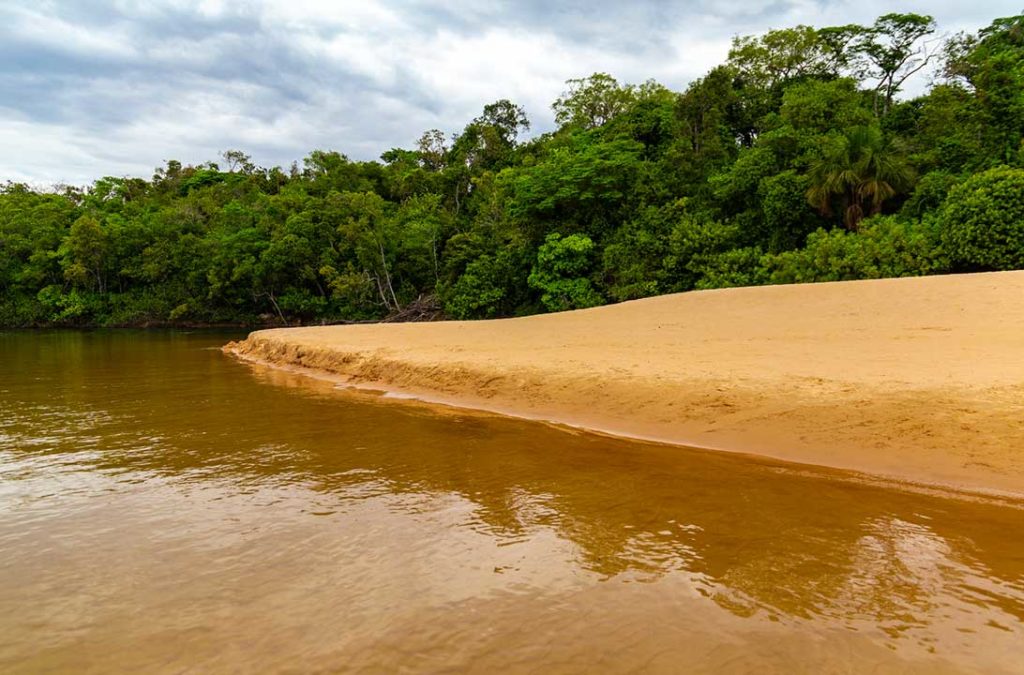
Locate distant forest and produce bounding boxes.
[2,13,1023,327]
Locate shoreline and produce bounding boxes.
[226,351,1024,506]
[225,272,1024,500]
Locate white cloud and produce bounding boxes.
[5,3,138,61]
[0,0,1020,185]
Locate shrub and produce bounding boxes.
[939,166,1024,271]
[695,247,769,289]
[900,170,959,220]
[663,217,743,291]
[528,233,604,312]
[767,216,948,284]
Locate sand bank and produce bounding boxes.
[226,271,1024,497]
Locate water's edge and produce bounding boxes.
[223,342,1024,508]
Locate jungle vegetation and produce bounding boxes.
[2,13,1023,326]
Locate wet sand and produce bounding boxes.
[226,271,1024,498]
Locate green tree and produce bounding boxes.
[336,191,402,312]
[553,73,637,130]
[728,25,838,89]
[3,11,1022,329]
[856,13,938,116]
[806,125,915,230]
[777,78,873,134]
[503,136,643,238]
[441,243,531,319]
[416,129,449,171]
[944,15,1024,165]
[61,215,109,292]
[528,233,604,312]
[758,170,820,251]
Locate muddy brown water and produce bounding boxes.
[1,331,1023,674]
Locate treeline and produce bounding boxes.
[2,13,1023,327]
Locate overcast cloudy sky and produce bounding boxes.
[1,1,1017,186]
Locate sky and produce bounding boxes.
[1,1,1018,186]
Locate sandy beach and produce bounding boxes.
[226,271,1024,498]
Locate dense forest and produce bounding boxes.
[2,13,1023,327]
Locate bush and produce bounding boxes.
[767,216,948,284]
[940,166,1024,271]
[900,170,959,220]
[663,217,744,291]
[0,294,49,327]
[601,201,682,301]
[441,244,532,319]
[443,255,510,319]
[36,286,104,325]
[695,247,769,289]
[528,233,604,312]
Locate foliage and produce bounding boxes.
[528,234,604,312]
[856,13,938,116]
[1,13,1022,327]
[806,125,915,230]
[552,73,637,130]
[767,216,948,283]
[939,166,1024,271]
[695,248,770,290]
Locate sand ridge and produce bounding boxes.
[225,271,1024,498]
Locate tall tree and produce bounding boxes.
[856,13,938,116]
[416,129,449,171]
[553,73,637,130]
[807,126,915,230]
[944,14,1024,164]
[728,26,835,90]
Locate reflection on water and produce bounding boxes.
[1,331,1023,674]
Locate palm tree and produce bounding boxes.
[806,126,915,230]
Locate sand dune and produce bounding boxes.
[226,271,1024,498]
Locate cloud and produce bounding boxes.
[0,0,1019,185]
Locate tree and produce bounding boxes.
[222,150,255,174]
[944,15,1024,165]
[447,100,530,212]
[726,24,869,142]
[944,14,1024,86]
[335,191,402,312]
[416,129,449,171]
[601,201,683,301]
[817,24,872,74]
[728,26,837,89]
[61,215,108,292]
[528,233,603,312]
[553,73,637,130]
[806,125,915,230]
[778,78,873,134]
[676,67,738,165]
[663,216,744,291]
[856,13,939,116]
[440,241,531,319]
[758,170,820,251]
[503,134,643,238]
[475,100,530,147]
[909,84,985,172]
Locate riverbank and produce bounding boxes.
[225,271,1024,498]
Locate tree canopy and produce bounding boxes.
[2,12,1022,327]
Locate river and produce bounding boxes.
[2,331,1023,673]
